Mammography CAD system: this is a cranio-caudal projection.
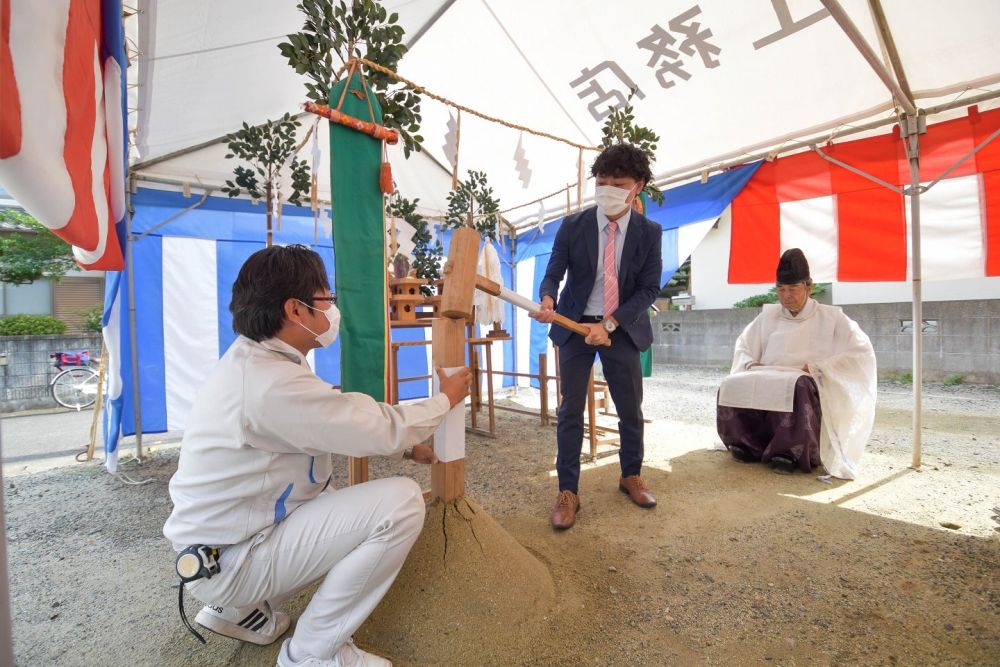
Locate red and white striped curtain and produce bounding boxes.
[729,107,1000,284]
[0,0,126,270]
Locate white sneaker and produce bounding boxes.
[195,601,290,645]
[276,638,392,666]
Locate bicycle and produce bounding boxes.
[49,350,100,410]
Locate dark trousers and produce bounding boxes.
[716,375,822,472]
[555,329,644,493]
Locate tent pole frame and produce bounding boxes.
[125,185,144,461]
[820,0,1000,469]
[819,0,916,115]
[644,90,1000,203]
[903,113,925,469]
[0,446,14,667]
[866,0,914,104]
[511,91,1000,232]
[810,112,1000,469]
[133,188,214,241]
[811,145,903,193]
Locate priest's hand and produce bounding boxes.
[584,323,610,346]
[409,443,438,465]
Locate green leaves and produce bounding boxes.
[0,314,67,336]
[0,210,77,285]
[78,305,103,333]
[733,283,827,308]
[288,157,312,206]
[600,91,664,205]
[444,170,502,241]
[222,116,311,206]
[278,0,424,156]
[388,194,442,294]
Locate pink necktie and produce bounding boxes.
[603,220,619,318]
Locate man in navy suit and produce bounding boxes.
[532,144,663,529]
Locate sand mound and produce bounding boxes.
[357,496,555,665]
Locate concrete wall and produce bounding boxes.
[652,300,1000,384]
[0,334,103,412]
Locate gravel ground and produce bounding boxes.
[4,365,998,666]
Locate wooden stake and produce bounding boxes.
[587,367,598,459]
[265,181,274,247]
[539,352,548,427]
[349,456,368,485]
[431,317,466,501]
[555,346,562,411]
[431,458,465,502]
[440,226,480,319]
[86,345,109,460]
[467,320,480,429]
[389,212,399,258]
[485,340,495,436]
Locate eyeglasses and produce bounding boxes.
[311,295,338,306]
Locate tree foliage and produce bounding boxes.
[600,93,664,205]
[388,195,442,295]
[443,171,501,241]
[0,314,67,335]
[0,210,76,285]
[733,283,828,308]
[731,290,780,308]
[79,305,103,333]
[660,257,690,297]
[222,114,311,205]
[279,0,423,156]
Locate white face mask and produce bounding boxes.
[296,300,340,348]
[594,184,635,219]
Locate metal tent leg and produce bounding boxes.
[125,192,144,460]
[903,113,924,469]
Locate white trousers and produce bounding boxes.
[189,477,425,660]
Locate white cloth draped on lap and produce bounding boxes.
[718,366,807,412]
[721,299,877,479]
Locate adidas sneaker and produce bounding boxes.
[195,601,290,645]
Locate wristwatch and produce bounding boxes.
[403,447,414,460]
[602,318,617,333]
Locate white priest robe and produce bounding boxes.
[718,299,877,480]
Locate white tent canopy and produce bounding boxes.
[123,0,1000,467]
[129,0,1000,224]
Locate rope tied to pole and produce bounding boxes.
[344,57,601,152]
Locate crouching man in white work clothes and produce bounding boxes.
[163,245,472,667]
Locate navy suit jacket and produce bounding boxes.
[539,207,662,351]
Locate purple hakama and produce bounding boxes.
[716,375,822,472]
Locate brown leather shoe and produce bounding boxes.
[619,475,656,508]
[550,490,580,529]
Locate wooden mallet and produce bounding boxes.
[473,275,610,346]
[438,227,609,345]
[431,227,610,502]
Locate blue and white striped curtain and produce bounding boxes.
[101,189,518,471]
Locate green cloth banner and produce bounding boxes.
[329,73,388,400]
